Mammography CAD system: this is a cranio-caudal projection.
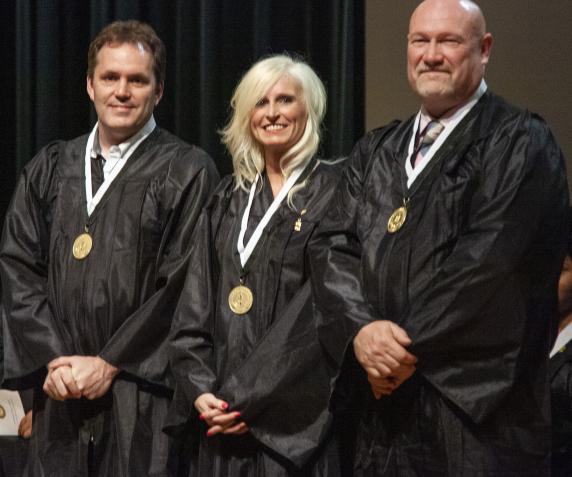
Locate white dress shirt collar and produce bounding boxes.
[89,115,156,161]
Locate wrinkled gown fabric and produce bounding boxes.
[310,92,569,476]
[0,128,219,476]
[168,161,344,476]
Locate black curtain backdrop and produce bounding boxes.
[0,0,364,223]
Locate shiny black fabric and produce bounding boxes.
[168,162,343,476]
[0,128,219,476]
[310,92,569,475]
[0,436,28,477]
[550,341,572,476]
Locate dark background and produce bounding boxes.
[0,0,364,223]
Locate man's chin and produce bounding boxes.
[415,80,453,98]
[99,121,141,142]
[105,120,140,133]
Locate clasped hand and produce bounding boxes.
[353,320,418,399]
[43,355,119,401]
[194,393,249,437]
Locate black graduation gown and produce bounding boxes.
[0,128,219,477]
[310,92,569,476]
[167,161,343,476]
[550,339,572,476]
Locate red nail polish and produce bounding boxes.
[206,430,213,437]
[221,403,229,410]
[235,412,241,418]
[198,414,204,421]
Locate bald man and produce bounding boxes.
[311,0,568,475]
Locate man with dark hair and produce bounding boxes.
[0,20,219,476]
[87,20,167,90]
[311,0,568,475]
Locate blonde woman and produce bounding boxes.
[167,55,344,475]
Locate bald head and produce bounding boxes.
[412,0,487,38]
[460,0,487,35]
[407,0,493,117]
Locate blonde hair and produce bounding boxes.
[221,55,326,200]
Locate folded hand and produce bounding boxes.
[194,393,249,436]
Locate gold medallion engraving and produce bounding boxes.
[72,233,93,260]
[228,285,254,315]
[387,206,407,233]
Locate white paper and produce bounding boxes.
[0,390,25,436]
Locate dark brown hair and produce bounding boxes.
[87,20,166,86]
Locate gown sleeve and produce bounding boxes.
[97,148,219,388]
[165,179,232,431]
[309,126,398,375]
[217,281,333,468]
[0,143,68,385]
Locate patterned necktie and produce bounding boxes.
[413,120,444,168]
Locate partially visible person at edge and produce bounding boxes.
[166,55,345,476]
[0,302,32,441]
[0,20,218,476]
[0,303,33,476]
[310,0,568,475]
[550,207,572,477]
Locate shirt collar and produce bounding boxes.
[90,115,156,159]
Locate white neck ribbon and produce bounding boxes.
[405,79,488,188]
[84,128,131,216]
[237,166,305,268]
[83,117,156,216]
[551,320,572,358]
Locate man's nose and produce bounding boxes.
[423,39,443,65]
[115,78,130,98]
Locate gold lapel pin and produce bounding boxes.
[294,209,307,232]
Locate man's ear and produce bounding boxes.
[480,33,493,67]
[154,81,164,106]
[87,76,95,102]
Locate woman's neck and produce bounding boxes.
[560,313,572,333]
[265,156,284,198]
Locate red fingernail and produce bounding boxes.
[198,414,204,421]
[222,403,229,410]
[235,412,241,417]
[206,430,213,437]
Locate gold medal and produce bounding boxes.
[387,198,409,234]
[228,284,254,315]
[73,232,93,260]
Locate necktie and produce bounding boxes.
[413,120,444,168]
[91,155,105,193]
